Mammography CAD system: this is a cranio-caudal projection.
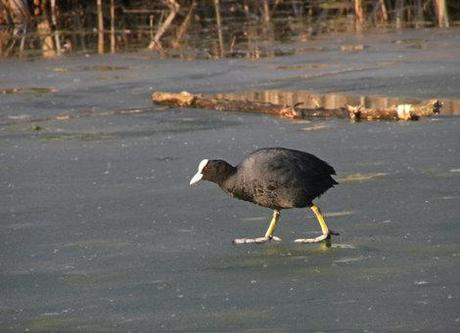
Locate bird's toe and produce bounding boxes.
[270,236,282,242]
[294,233,329,243]
[233,236,282,244]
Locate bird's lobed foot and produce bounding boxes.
[233,236,282,244]
[294,230,339,244]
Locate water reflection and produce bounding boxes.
[213,90,460,116]
[0,0,456,59]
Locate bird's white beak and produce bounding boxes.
[189,172,203,185]
[189,159,209,186]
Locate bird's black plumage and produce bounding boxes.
[198,147,337,210]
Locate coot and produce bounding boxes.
[190,147,338,244]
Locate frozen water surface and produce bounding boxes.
[0,28,459,331]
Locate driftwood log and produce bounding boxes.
[152,91,442,121]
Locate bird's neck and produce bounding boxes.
[214,162,237,188]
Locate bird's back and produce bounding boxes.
[223,148,337,209]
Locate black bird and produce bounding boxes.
[190,147,338,244]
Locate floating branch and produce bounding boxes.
[151,91,442,121]
[346,101,442,121]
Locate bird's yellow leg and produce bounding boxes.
[264,209,280,238]
[311,204,329,235]
[294,204,339,243]
[233,210,282,244]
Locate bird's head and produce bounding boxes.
[189,159,235,185]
